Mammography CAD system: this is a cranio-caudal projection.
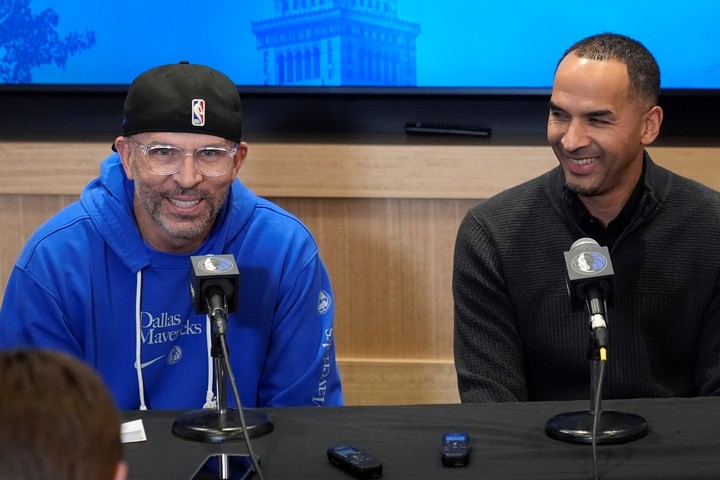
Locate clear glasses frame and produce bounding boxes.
[128,136,238,177]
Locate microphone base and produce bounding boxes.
[172,407,274,443]
[545,410,647,445]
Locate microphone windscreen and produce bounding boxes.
[570,237,601,251]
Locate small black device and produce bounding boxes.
[327,445,382,479]
[405,122,491,138]
[441,432,470,467]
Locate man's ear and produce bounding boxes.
[114,136,135,179]
[233,142,249,176]
[641,106,663,145]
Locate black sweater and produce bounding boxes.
[453,154,720,402]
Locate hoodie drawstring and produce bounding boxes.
[134,270,148,410]
[203,314,217,409]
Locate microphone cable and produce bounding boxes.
[591,347,607,480]
[219,332,265,480]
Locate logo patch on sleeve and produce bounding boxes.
[318,290,332,314]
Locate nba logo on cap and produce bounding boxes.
[192,99,205,126]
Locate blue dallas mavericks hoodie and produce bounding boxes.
[0,154,343,410]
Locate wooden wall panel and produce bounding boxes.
[337,359,460,406]
[2,141,719,197]
[0,195,78,292]
[275,197,477,361]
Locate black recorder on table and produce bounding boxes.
[441,432,470,467]
[327,445,382,479]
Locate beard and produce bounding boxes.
[564,180,601,197]
[131,161,227,241]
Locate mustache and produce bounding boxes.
[164,187,210,199]
[556,147,600,158]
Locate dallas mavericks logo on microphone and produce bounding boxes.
[570,251,608,276]
[190,254,240,314]
[196,255,234,273]
[565,238,615,313]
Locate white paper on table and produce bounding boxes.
[120,419,147,443]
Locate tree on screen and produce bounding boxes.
[0,0,95,83]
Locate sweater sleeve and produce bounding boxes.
[695,272,720,396]
[0,265,83,355]
[452,208,528,402]
[256,253,343,407]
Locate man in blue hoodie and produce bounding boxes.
[0,62,343,410]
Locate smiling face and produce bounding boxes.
[115,132,247,253]
[547,52,662,213]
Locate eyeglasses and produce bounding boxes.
[128,137,238,177]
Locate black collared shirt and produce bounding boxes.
[565,170,646,250]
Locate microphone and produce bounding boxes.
[563,238,614,348]
[547,238,647,449]
[175,254,274,451]
[190,254,239,336]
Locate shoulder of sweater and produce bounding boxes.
[653,166,720,205]
[470,168,560,212]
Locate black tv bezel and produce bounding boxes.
[1,84,719,142]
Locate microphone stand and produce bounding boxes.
[545,331,648,445]
[172,335,274,443]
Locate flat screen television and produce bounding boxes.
[2,0,719,139]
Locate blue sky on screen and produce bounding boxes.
[24,0,720,88]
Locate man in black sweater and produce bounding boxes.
[453,33,720,402]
